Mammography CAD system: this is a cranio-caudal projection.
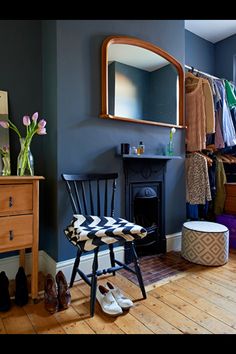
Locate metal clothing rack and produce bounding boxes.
[185,64,220,80]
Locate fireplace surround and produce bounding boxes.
[122,154,181,262]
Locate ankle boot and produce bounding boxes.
[15,267,29,306]
[56,271,71,310]
[44,274,59,314]
[0,271,11,312]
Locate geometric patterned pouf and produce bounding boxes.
[181,221,229,266]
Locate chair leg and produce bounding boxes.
[70,248,82,288]
[109,244,116,276]
[90,247,99,317]
[130,241,147,299]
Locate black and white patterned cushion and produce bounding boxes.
[64,215,147,251]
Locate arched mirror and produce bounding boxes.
[100,36,184,128]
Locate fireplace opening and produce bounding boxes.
[130,184,162,257]
[134,187,158,232]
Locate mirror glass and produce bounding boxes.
[101,37,184,128]
[0,91,10,175]
[108,44,178,125]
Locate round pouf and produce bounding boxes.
[181,221,229,266]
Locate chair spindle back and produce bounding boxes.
[62,173,118,217]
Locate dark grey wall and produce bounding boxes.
[0,20,186,264]
[0,20,43,174]
[41,20,58,260]
[56,20,186,262]
[215,34,236,81]
[149,64,177,124]
[185,29,215,75]
[0,20,43,259]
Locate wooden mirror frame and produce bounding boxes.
[100,36,185,128]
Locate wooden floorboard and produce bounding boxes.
[1,251,236,334]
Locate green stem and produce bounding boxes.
[17,138,33,176]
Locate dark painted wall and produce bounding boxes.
[0,20,43,259]
[215,34,236,81]
[149,64,177,125]
[41,20,58,260]
[56,20,186,262]
[0,20,43,174]
[0,20,186,264]
[185,30,215,75]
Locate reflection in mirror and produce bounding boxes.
[0,91,10,175]
[101,36,184,128]
[108,44,178,125]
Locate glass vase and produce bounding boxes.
[17,138,34,176]
[166,140,174,156]
[1,154,11,176]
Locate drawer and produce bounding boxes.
[0,184,32,215]
[225,183,236,197]
[224,196,236,215]
[0,215,33,251]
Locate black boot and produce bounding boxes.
[15,267,28,306]
[0,271,11,312]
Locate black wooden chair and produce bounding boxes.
[62,173,147,317]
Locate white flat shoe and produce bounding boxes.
[96,285,123,316]
[106,281,134,310]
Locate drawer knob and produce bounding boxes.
[9,196,13,208]
[9,230,14,240]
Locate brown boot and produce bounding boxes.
[55,271,71,310]
[44,274,58,314]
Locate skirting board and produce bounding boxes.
[166,232,182,252]
[0,246,125,283]
[0,233,181,281]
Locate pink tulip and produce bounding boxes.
[23,116,31,126]
[0,121,9,128]
[32,112,38,122]
[37,127,47,135]
[38,119,46,128]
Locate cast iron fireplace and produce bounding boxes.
[122,155,171,262]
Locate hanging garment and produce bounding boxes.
[185,74,206,151]
[213,157,227,215]
[202,78,215,133]
[215,108,225,149]
[213,79,222,111]
[188,73,215,133]
[224,80,236,108]
[214,80,236,147]
[230,106,236,132]
[186,152,212,205]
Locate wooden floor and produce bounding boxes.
[1,251,236,334]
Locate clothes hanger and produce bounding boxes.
[196,151,213,166]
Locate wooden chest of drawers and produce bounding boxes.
[224,183,236,215]
[0,176,44,301]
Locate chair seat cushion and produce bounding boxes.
[64,215,147,251]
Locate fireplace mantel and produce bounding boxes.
[122,154,182,160]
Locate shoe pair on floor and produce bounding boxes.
[0,271,11,312]
[44,271,71,314]
[0,267,28,312]
[96,281,133,316]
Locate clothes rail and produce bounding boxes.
[185,64,220,80]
